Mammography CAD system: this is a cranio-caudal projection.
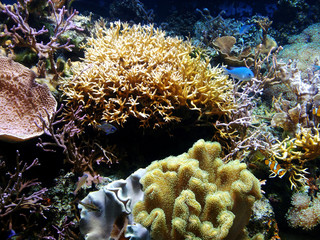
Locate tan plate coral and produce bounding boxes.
[62,21,234,128]
[0,56,57,142]
[133,139,262,240]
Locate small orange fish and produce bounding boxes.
[265,159,286,178]
[311,94,320,117]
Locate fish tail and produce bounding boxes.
[222,67,229,74]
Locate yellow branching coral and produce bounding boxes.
[265,127,320,189]
[133,139,262,240]
[62,21,234,128]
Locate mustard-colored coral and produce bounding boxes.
[132,139,262,240]
[62,21,234,128]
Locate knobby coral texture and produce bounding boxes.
[0,56,57,142]
[78,139,263,240]
[62,21,234,128]
[133,139,263,240]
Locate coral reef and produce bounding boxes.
[133,139,262,240]
[0,56,57,142]
[62,21,234,128]
[2,0,320,238]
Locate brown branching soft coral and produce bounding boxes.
[62,21,234,128]
[212,36,254,66]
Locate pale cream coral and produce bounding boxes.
[133,139,262,240]
[0,56,57,142]
[286,192,320,230]
[62,21,234,128]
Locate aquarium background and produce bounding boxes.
[1,0,320,239]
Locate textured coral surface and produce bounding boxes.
[0,56,57,141]
[62,22,234,128]
[133,139,262,240]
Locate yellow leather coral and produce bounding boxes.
[0,56,57,142]
[132,139,262,240]
[62,21,234,128]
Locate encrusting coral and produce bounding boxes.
[133,139,262,240]
[0,56,57,142]
[62,21,234,128]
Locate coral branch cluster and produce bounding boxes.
[214,47,279,161]
[0,152,47,232]
[62,21,234,128]
[1,0,83,78]
[265,127,320,189]
[36,105,117,174]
